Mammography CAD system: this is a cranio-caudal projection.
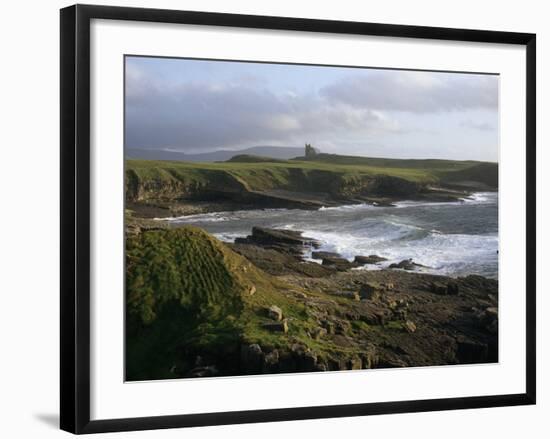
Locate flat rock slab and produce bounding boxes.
[354,255,388,264]
[245,227,321,248]
[312,251,342,260]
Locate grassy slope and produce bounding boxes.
[126,226,348,380]
[127,158,434,188]
[293,152,480,170]
[126,154,497,199]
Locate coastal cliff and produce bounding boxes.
[125,154,497,218]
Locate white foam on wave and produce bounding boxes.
[301,227,498,278]
[162,207,294,224]
[393,200,460,209]
[318,203,374,212]
[156,212,232,223]
[154,191,498,278]
[213,232,244,243]
[459,192,496,204]
[394,192,496,209]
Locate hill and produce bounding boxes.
[294,152,478,169]
[125,153,497,218]
[126,226,360,380]
[125,146,304,162]
[225,154,289,163]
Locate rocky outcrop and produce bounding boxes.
[430,280,460,295]
[369,175,425,197]
[389,258,425,271]
[477,306,498,334]
[312,251,342,260]
[235,227,320,254]
[329,291,361,301]
[239,341,378,374]
[359,283,382,301]
[229,242,334,278]
[321,256,358,271]
[127,225,499,381]
[404,320,417,333]
[354,255,388,264]
[262,319,289,333]
[267,305,283,321]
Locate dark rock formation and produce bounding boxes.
[262,319,289,333]
[370,175,424,197]
[235,227,320,254]
[329,291,361,301]
[430,280,460,295]
[354,255,388,264]
[229,241,334,277]
[389,258,424,271]
[312,251,341,260]
[322,256,357,271]
[241,344,264,374]
[359,283,382,301]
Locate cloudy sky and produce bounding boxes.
[125,56,499,161]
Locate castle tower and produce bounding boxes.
[305,143,317,158]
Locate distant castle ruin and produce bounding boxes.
[305,143,318,158]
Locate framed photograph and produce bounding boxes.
[60,4,536,434]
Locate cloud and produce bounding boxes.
[460,120,495,131]
[320,70,498,113]
[124,61,498,160]
[125,66,401,150]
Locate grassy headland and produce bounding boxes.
[125,153,498,218]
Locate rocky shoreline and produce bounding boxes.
[228,227,498,374]
[125,222,498,379]
[127,185,479,220]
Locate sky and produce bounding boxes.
[125,56,499,161]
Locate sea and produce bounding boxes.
[161,192,499,279]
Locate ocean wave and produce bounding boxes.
[459,192,497,204]
[394,192,496,209]
[164,207,294,224]
[159,212,232,223]
[318,203,374,212]
[301,226,498,278]
[393,200,461,209]
[155,190,498,278]
[213,232,244,242]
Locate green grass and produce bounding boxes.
[294,152,482,169]
[126,226,324,379]
[385,320,406,331]
[126,153,497,202]
[126,226,385,379]
[128,157,439,184]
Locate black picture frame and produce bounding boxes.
[60,4,536,434]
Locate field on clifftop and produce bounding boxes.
[125,153,498,215]
[126,154,497,193]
